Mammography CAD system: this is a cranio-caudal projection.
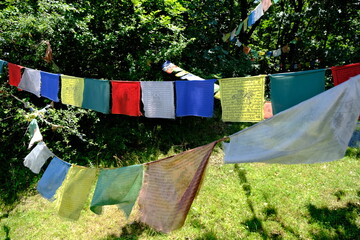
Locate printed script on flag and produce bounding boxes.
[219,75,266,122]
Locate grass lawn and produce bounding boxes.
[1,148,359,240]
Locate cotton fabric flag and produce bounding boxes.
[140,81,175,119]
[138,141,218,233]
[219,75,266,122]
[57,166,97,220]
[61,75,85,107]
[82,78,110,114]
[28,119,43,149]
[235,22,244,35]
[0,59,7,74]
[18,68,41,97]
[37,157,71,201]
[175,80,215,117]
[90,164,143,217]
[248,11,256,27]
[331,63,360,86]
[272,48,281,57]
[40,71,60,102]
[270,69,326,114]
[253,2,264,22]
[262,0,272,12]
[8,63,24,87]
[264,101,273,119]
[224,74,360,164]
[23,141,54,174]
[111,81,141,116]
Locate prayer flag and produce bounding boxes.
[219,75,266,122]
[57,166,97,220]
[254,2,264,22]
[18,68,41,97]
[270,69,326,114]
[61,75,85,107]
[331,63,360,86]
[40,71,60,102]
[140,81,175,119]
[23,141,54,174]
[224,74,360,164]
[111,81,141,116]
[28,119,43,149]
[262,0,272,12]
[235,22,244,35]
[8,63,24,87]
[82,78,110,114]
[138,141,218,233]
[175,80,215,117]
[37,156,71,201]
[248,11,256,27]
[90,165,143,217]
[264,101,273,119]
[0,59,7,74]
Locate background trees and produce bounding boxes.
[0,0,359,209]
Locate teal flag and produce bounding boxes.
[0,59,7,74]
[82,78,110,114]
[269,69,326,114]
[90,164,143,217]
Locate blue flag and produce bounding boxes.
[40,71,60,102]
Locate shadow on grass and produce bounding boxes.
[189,214,219,240]
[102,222,163,240]
[307,201,360,239]
[2,225,11,240]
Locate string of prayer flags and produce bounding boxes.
[36,156,71,201]
[269,69,326,114]
[175,80,216,118]
[223,74,360,164]
[90,165,144,217]
[82,78,110,114]
[18,68,41,97]
[219,75,266,122]
[40,71,60,102]
[28,119,43,149]
[8,62,24,87]
[331,63,360,86]
[61,75,85,107]
[111,81,142,116]
[57,166,97,220]
[140,81,175,119]
[162,61,220,93]
[138,141,218,233]
[23,141,54,174]
[0,59,7,74]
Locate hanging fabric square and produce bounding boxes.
[138,141,218,233]
[0,59,7,74]
[8,63,24,87]
[248,11,256,27]
[140,81,175,119]
[272,48,282,57]
[61,75,85,107]
[18,68,41,97]
[331,63,360,86]
[40,71,60,102]
[23,141,54,174]
[264,101,273,119]
[262,0,273,12]
[37,156,71,201]
[175,80,215,117]
[235,22,244,36]
[90,164,144,217]
[253,2,264,22]
[28,119,43,149]
[82,78,110,114]
[223,74,360,164]
[111,81,141,116]
[219,75,266,122]
[57,166,97,220]
[270,69,326,114]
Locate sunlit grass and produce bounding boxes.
[1,150,359,240]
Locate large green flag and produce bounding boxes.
[82,78,110,114]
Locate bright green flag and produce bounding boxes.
[82,78,110,114]
[269,69,326,114]
[90,164,143,217]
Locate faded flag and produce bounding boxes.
[224,74,360,164]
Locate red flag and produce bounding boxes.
[111,81,141,116]
[8,63,24,87]
[331,63,360,86]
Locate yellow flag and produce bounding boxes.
[57,166,97,220]
[61,75,85,107]
[219,75,266,122]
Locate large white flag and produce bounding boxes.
[223,74,360,164]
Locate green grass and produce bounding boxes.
[1,148,359,240]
